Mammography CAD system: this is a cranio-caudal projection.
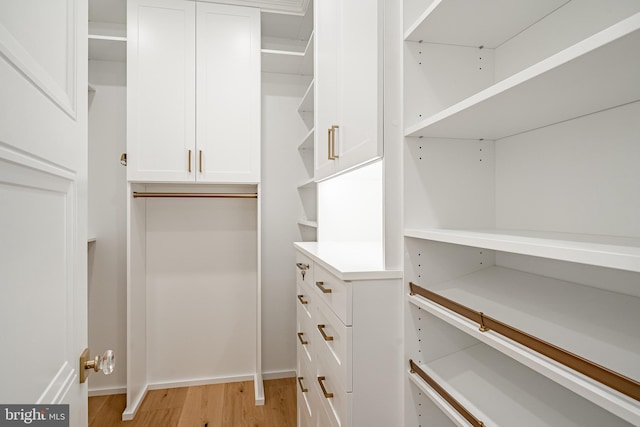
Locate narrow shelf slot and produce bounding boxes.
[408,344,632,427]
[297,80,314,113]
[298,128,314,150]
[297,219,318,228]
[404,228,640,273]
[404,14,640,140]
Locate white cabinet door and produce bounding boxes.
[336,0,383,173]
[196,3,260,183]
[127,0,196,182]
[314,0,383,181]
[314,0,339,181]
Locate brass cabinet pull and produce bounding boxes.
[188,149,192,172]
[297,294,308,305]
[297,377,308,393]
[317,324,333,341]
[199,150,203,173]
[317,376,333,399]
[315,281,331,293]
[327,128,332,160]
[297,332,308,345]
[296,262,309,270]
[329,125,340,160]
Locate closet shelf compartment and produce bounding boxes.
[297,219,318,228]
[404,0,569,46]
[404,228,640,273]
[297,178,316,190]
[297,79,315,113]
[261,32,313,75]
[404,13,640,140]
[298,128,314,150]
[408,344,632,427]
[408,273,640,424]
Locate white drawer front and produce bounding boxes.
[296,252,314,289]
[316,355,351,427]
[314,297,352,393]
[314,265,352,326]
[296,279,315,322]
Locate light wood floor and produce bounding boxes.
[88,379,296,427]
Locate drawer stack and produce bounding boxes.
[294,244,402,427]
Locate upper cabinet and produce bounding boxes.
[127,0,260,183]
[314,0,383,181]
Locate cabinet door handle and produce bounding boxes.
[297,294,308,305]
[296,262,309,270]
[329,125,339,160]
[317,376,333,399]
[199,150,203,173]
[297,332,308,345]
[315,281,331,293]
[327,128,333,160]
[317,324,333,341]
[188,149,192,172]
[297,377,308,393]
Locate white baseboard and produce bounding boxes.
[88,387,127,397]
[121,386,148,421]
[147,374,255,391]
[262,370,296,380]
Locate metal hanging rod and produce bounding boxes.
[133,192,258,199]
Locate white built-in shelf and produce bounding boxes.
[88,237,97,243]
[88,21,126,62]
[297,79,314,113]
[404,228,640,273]
[409,266,640,424]
[297,178,315,190]
[261,32,314,75]
[298,128,314,150]
[297,219,318,228]
[88,84,96,93]
[404,13,640,140]
[409,344,631,427]
[404,0,569,45]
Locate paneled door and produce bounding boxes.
[0,1,88,426]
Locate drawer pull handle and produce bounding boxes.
[297,377,308,393]
[296,262,309,270]
[297,332,308,345]
[317,324,333,341]
[315,281,332,293]
[297,294,308,305]
[317,376,333,399]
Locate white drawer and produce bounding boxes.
[313,264,353,326]
[314,296,352,393]
[296,252,313,289]
[315,354,351,427]
[296,280,315,322]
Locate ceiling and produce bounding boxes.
[88,0,311,24]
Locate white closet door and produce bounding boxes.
[196,2,260,183]
[0,0,88,423]
[127,0,195,182]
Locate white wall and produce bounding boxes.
[87,59,127,394]
[261,72,310,376]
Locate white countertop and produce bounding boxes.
[294,241,403,281]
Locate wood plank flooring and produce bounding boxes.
[88,379,296,427]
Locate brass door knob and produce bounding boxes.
[80,349,115,383]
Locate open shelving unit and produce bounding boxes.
[403,0,640,425]
[88,21,126,62]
